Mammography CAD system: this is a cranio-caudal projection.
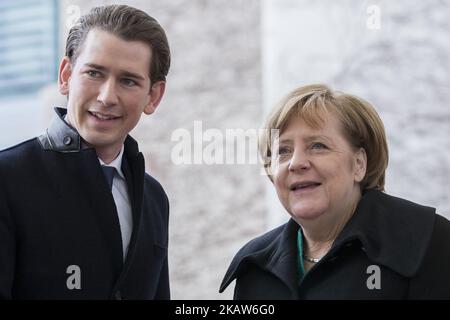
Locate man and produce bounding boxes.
[0,5,170,299]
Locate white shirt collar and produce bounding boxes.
[98,144,126,180]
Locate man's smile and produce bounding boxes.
[88,111,122,122]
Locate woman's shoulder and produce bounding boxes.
[407,213,450,298]
[428,213,450,243]
[339,190,442,278]
[360,190,440,231]
[372,192,450,298]
[367,190,450,233]
[364,190,437,216]
[238,223,289,255]
[219,220,295,293]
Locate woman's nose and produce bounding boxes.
[288,150,311,172]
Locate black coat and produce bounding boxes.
[0,108,170,299]
[220,190,450,299]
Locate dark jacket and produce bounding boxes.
[0,107,169,299]
[220,190,450,299]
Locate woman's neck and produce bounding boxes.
[300,189,361,261]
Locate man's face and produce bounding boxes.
[59,29,164,153]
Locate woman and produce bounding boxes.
[220,84,450,299]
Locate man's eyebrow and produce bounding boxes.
[121,71,146,81]
[84,63,107,71]
[83,63,146,81]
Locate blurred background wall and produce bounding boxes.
[0,0,449,299]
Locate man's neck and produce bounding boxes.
[96,144,123,165]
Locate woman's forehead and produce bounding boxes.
[279,112,341,136]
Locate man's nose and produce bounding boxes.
[288,149,311,172]
[97,79,118,107]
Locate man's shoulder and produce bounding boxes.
[0,138,42,182]
[0,138,40,164]
[144,172,166,195]
[143,172,169,209]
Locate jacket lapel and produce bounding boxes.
[121,146,145,264]
[111,137,148,290]
[75,151,124,278]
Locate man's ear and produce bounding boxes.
[58,56,72,96]
[143,81,166,115]
[354,147,367,183]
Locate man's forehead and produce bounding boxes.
[75,29,152,77]
[82,28,152,52]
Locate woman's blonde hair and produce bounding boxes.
[260,84,388,191]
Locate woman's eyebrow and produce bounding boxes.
[303,135,332,143]
[278,134,331,144]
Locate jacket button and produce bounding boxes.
[114,291,122,300]
[63,136,72,146]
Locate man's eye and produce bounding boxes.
[121,79,137,87]
[87,70,100,77]
[311,142,327,150]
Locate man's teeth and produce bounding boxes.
[91,112,116,120]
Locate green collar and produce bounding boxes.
[296,228,305,283]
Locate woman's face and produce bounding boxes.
[271,113,367,223]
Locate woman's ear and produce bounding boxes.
[354,147,367,183]
[58,56,72,96]
[143,81,166,115]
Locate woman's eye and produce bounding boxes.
[278,147,291,155]
[311,142,327,150]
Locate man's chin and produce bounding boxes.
[81,134,119,150]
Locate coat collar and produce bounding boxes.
[219,219,301,296]
[38,107,81,152]
[38,107,140,158]
[220,190,436,294]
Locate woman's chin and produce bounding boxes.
[289,204,327,221]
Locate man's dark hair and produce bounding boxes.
[65,5,171,84]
